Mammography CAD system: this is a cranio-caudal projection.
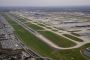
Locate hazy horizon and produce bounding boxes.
[0,0,90,7]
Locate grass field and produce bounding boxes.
[71,33,81,36]
[24,21,76,47]
[26,22,44,30]
[37,23,53,29]
[63,34,83,42]
[38,23,46,27]
[38,31,76,47]
[2,13,90,60]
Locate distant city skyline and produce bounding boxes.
[0,0,90,7]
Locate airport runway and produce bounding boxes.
[7,13,90,50]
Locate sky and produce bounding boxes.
[0,0,90,7]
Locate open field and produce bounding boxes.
[63,34,83,42]
[25,21,76,47]
[71,33,81,36]
[26,22,44,30]
[38,31,76,47]
[38,23,46,27]
[2,13,90,60]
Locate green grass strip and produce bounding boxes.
[63,34,83,42]
[26,22,44,30]
[38,31,76,47]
